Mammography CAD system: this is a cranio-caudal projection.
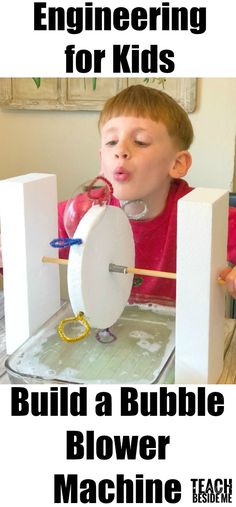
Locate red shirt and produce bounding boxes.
[128,179,192,304]
[58,179,236,304]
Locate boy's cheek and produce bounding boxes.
[99,152,107,174]
[100,158,110,175]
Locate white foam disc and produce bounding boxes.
[67,205,135,328]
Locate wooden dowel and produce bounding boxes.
[127,267,225,284]
[42,257,225,285]
[126,266,176,280]
[42,256,68,266]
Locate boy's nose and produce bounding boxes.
[115,151,128,159]
[115,143,130,159]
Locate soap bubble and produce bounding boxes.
[63,176,113,237]
[63,180,93,238]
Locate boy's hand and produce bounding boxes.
[219,266,236,299]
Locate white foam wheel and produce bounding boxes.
[67,205,135,328]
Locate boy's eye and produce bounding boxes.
[135,140,149,146]
[106,140,117,146]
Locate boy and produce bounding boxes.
[58,84,236,303]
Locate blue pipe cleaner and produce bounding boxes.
[50,238,83,248]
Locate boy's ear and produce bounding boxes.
[169,151,192,179]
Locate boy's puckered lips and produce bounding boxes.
[113,168,130,182]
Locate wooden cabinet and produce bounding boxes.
[0,78,197,112]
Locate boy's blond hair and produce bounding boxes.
[99,84,194,150]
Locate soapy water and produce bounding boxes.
[129,330,161,353]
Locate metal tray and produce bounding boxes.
[5,301,176,384]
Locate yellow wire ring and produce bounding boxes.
[58,311,91,343]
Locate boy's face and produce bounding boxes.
[100,116,180,204]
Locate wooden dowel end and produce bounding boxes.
[42,256,68,266]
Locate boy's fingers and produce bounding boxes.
[219,266,233,280]
[0,235,2,269]
[220,266,236,299]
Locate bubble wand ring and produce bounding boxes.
[87,176,113,205]
[50,238,83,248]
[58,312,90,343]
